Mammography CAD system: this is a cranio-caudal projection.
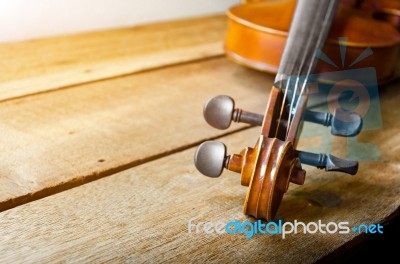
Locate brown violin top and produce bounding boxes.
[226,0,400,82]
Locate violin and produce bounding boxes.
[225,0,400,83]
[193,0,397,221]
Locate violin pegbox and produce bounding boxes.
[194,87,362,221]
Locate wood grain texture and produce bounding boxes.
[0,15,226,102]
[0,82,399,263]
[0,58,272,211]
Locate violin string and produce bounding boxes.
[287,0,337,138]
[292,0,336,117]
[274,76,291,138]
[274,0,336,139]
[274,0,321,139]
[284,0,323,138]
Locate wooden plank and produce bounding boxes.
[0,57,272,211]
[0,81,398,262]
[0,15,226,102]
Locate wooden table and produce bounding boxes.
[0,15,399,263]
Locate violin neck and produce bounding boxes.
[276,0,340,83]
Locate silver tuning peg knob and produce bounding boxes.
[203,95,235,129]
[203,95,263,130]
[194,141,227,177]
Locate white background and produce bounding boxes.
[0,0,239,43]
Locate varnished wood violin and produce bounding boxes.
[194,0,399,221]
[225,0,400,83]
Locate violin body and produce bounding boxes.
[225,0,400,83]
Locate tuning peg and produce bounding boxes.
[194,140,244,178]
[194,141,228,177]
[304,108,362,137]
[203,95,263,129]
[298,151,358,175]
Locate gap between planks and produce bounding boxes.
[3,125,253,213]
[0,57,272,211]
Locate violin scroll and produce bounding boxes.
[194,135,307,221]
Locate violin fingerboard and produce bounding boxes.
[276,0,340,83]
